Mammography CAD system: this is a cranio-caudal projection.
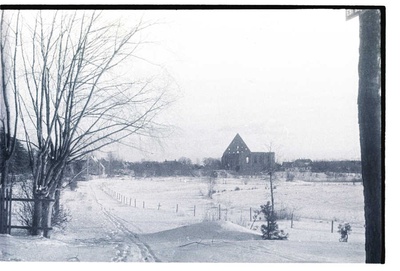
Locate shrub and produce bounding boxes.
[338,223,352,242]
[207,177,216,199]
[286,172,295,182]
[260,202,288,240]
[275,205,295,220]
[14,180,71,234]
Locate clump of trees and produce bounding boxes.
[126,157,222,177]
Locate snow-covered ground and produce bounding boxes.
[1,176,365,263]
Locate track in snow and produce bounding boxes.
[89,184,161,262]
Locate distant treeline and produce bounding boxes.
[310,160,361,173]
[2,136,361,178]
[101,157,221,178]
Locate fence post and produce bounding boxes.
[291,213,294,228]
[0,187,3,233]
[194,205,196,217]
[8,187,12,234]
[129,198,132,206]
[158,203,161,210]
[218,204,221,220]
[250,207,252,221]
[176,204,179,213]
[331,220,334,233]
[143,201,145,209]
[135,199,136,208]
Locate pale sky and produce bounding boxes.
[107,8,362,163]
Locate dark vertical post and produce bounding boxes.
[358,9,384,263]
[194,205,196,217]
[0,187,3,233]
[331,220,334,233]
[291,213,294,228]
[269,172,274,214]
[6,188,11,234]
[218,204,221,220]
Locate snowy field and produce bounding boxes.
[1,175,365,263]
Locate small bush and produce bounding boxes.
[69,180,78,191]
[207,177,216,199]
[234,187,240,191]
[51,204,72,230]
[275,207,294,220]
[286,172,295,182]
[14,180,71,233]
[260,202,288,240]
[338,223,352,242]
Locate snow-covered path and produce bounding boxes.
[50,181,160,262]
[87,183,160,262]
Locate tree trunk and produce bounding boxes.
[358,9,384,263]
[31,194,42,236]
[53,187,61,219]
[42,200,54,238]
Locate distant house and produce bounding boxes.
[282,162,294,171]
[282,159,312,172]
[221,133,275,174]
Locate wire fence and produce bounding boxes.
[100,184,365,237]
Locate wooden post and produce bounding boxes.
[158,203,161,210]
[7,188,12,234]
[134,199,136,208]
[194,205,196,217]
[331,220,334,233]
[218,204,221,220]
[176,204,179,213]
[129,198,132,206]
[291,213,294,228]
[0,187,3,233]
[143,201,145,209]
[250,207,252,221]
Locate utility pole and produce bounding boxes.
[347,8,384,263]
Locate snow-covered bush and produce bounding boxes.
[338,222,352,242]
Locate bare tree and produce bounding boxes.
[14,10,172,237]
[0,10,20,234]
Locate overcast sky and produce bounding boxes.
[106,8,361,163]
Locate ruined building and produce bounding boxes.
[221,133,275,174]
